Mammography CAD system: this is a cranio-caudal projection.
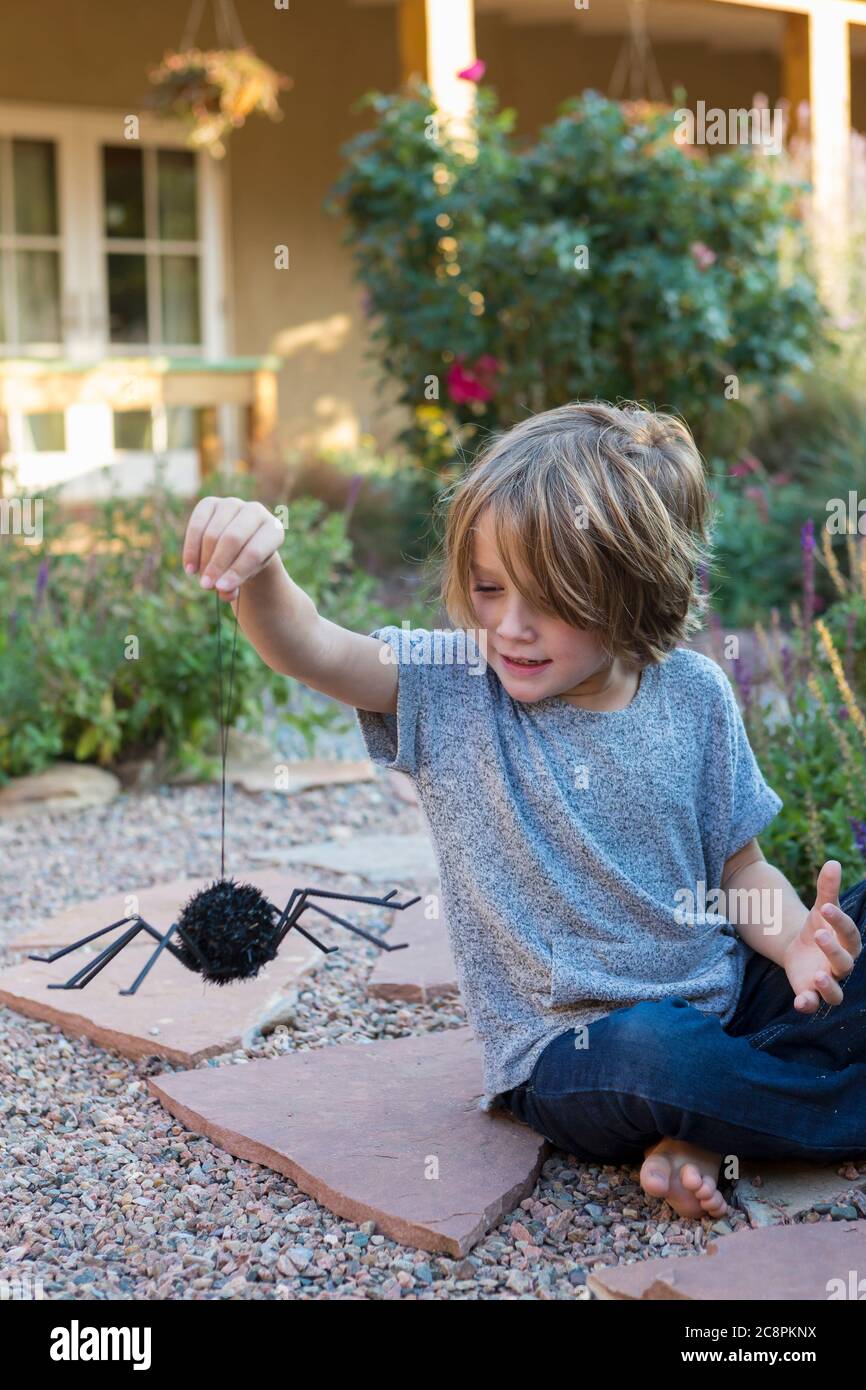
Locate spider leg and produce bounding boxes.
[46,921,146,989]
[275,886,418,953]
[29,916,138,964]
[119,919,182,996]
[302,901,409,953]
[289,920,339,955]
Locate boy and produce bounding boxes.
[183,401,866,1220]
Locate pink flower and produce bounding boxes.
[690,241,717,270]
[447,354,500,404]
[457,59,486,83]
[768,470,792,487]
[729,453,761,479]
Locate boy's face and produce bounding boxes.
[469,507,613,704]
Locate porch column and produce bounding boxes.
[782,12,809,137]
[807,3,851,314]
[398,0,478,144]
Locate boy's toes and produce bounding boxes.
[681,1163,727,1214]
[639,1156,672,1198]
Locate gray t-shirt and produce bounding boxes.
[354,626,783,1112]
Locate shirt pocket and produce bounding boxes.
[547,914,733,1008]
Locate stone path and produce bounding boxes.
[3,774,866,1297]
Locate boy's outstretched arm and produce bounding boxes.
[182,496,398,716]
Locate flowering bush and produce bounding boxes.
[330,84,826,468]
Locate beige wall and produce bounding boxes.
[0,0,862,462]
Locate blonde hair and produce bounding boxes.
[434,400,712,669]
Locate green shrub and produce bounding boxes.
[330,83,827,467]
[0,478,386,784]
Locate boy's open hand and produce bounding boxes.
[782,860,861,1013]
[183,497,285,602]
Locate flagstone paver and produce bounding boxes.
[588,1219,866,1300]
[0,763,121,819]
[367,884,459,1002]
[256,831,439,885]
[148,1026,548,1256]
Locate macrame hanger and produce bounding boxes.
[214,588,240,880]
[180,0,247,51]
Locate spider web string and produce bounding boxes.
[215,587,240,880]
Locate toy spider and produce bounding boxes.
[28,878,419,996]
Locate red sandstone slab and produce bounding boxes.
[368,884,458,1002]
[588,1220,866,1300]
[0,873,335,1065]
[148,1026,548,1255]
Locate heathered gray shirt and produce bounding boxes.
[354,626,783,1112]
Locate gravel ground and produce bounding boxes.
[2,774,865,1301]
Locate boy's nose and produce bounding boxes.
[496,599,537,641]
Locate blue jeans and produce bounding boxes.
[502,877,866,1165]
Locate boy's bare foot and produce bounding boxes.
[639,1137,728,1219]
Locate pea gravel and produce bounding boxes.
[2,777,863,1301]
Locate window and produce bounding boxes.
[0,138,62,349]
[22,410,65,451]
[103,146,202,347]
[112,405,197,452]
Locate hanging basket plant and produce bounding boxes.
[146,45,292,158]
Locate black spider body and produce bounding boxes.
[173,878,280,984]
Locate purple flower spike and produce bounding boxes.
[801,517,815,554]
[34,559,49,608]
[850,817,866,864]
[800,516,815,677]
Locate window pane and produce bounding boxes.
[17,250,61,342]
[167,405,197,449]
[103,146,145,238]
[23,412,65,451]
[160,255,200,344]
[157,150,198,240]
[107,253,148,343]
[13,140,58,236]
[114,410,152,451]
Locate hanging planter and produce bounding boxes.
[145,0,291,158]
[146,47,291,159]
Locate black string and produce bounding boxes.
[215,588,240,880]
